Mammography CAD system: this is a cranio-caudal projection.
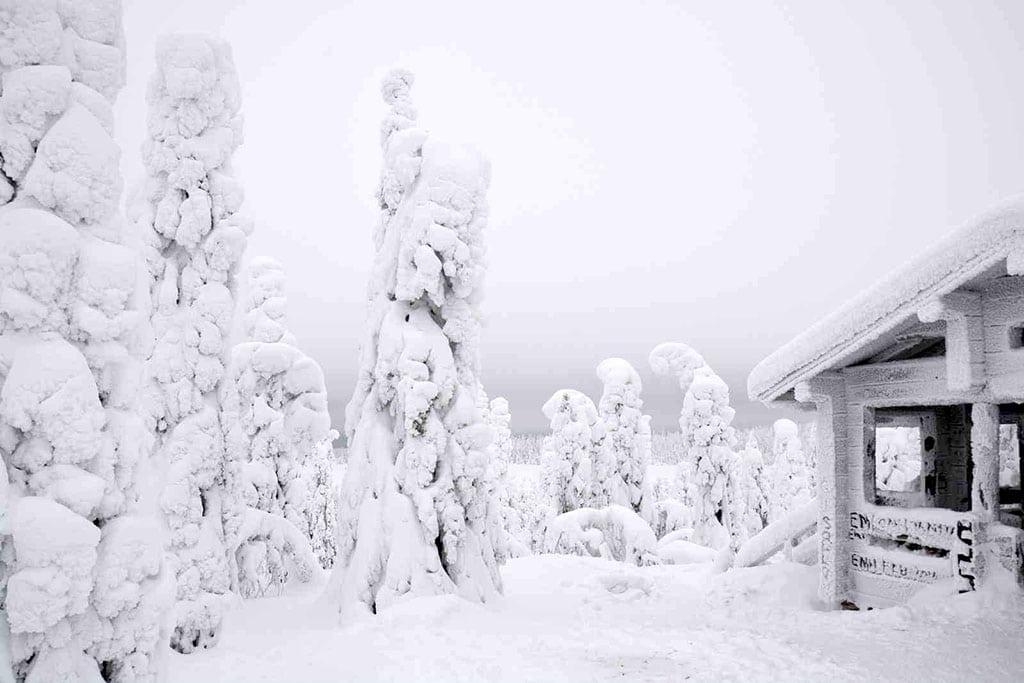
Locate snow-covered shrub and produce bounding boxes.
[541,389,601,514]
[332,70,503,616]
[768,419,812,523]
[646,500,693,539]
[543,506,659,566]
[595,358,651,513]
[131,34,249,653]
[0,3,172,679]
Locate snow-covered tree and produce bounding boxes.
[306,433,338,569]
[131,35,249,654]
[595,358,651,513]
[483,396,516,557]
[541,389,602,514]
[331,70,502,616]
[220,259,332,597]
[726,435,769,544]
[0,2,172,680]
[768,418,812,522]
[649,343,736,549]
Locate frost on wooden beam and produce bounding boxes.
[794,373,850,606]
[917,291,985,392]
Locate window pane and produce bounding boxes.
[876,426,922,492]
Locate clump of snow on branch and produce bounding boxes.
[332,69,502,617]
[130,33,248,654]
[727,435,769,545]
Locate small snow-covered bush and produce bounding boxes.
[503,464,553,555]
[543,506,659,566]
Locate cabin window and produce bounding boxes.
[998,409,1024,528]
[1008,325,1024,350]
[865,406,972,511]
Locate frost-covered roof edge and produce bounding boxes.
[748,196,1024,404]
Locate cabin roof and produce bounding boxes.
[748,197,1024,404]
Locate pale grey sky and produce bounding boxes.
[117,0,1024,434]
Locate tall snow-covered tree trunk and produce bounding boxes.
[331,70,502,616]
[595,358,651,513]
[130,34,249,654]
[0,2,173,681]
[220,257,332,595]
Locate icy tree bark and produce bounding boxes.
[0,2,172,680]
[331,70,502,616]
[131,34,249,654]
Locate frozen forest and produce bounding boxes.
[1,1,1023,682]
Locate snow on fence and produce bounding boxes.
[734,499,818,568]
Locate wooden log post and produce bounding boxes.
[795,372,850,606]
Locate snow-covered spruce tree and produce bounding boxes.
[726,435,769,544]
[0,2,173,680]
[221,257,331,596]
[595,358,651,514]
[541,389,601,514]
[768,418,812,523]
[332,69,502,616]
[483,396,517,557]
[306,431,338,569]
[131,35,250,653]
[649,343,736,549]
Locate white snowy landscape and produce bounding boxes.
[2,0,1024,681]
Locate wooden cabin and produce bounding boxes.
[748,200,1024,608]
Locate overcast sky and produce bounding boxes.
[117,0,1024,434]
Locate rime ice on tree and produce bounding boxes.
[331,70,502,616]
[541,389,601,514]
[0,2,172,681]
[649,342,737,549]
[595,358,652,514]
[131,34,249,653]
[221,258,333,595]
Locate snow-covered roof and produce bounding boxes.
[748,197,1024,403]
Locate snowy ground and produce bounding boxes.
[168,555,1024,682]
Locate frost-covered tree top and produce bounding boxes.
[649,342,707,396]
[334,69,501,616]
[242,256,296,345]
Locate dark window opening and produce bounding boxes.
[865,405,972,512]
[998,405,1024,528]
[1008,326,1024,350]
